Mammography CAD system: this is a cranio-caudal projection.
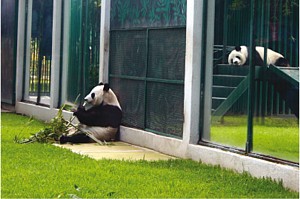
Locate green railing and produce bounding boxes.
[215,0,299,67]
[66,0,101,103]
[213,0,299,116]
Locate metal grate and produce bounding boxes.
[148,29,185,80]
[110,78,146,129]
[109,27,185,138]
[146,82,184,137]
[110,30,147,77]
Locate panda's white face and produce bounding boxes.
[83,84,121,111]
[228,46,248,66]
[83,85,105,110]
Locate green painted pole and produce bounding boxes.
[246,0,256,154]
[22,0,29,101]
[222,0,228,64]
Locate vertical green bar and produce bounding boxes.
[78,0,83,96]
[199,0,208,138]
[296,16,299,67]
[82,0,89,96]
[289,11,293,66]
[246,0,256,153]
[222,0,228,63]
[278,1,282,52]
[261,0,271,118]
[22,0,28,101]
[259,0,264,43]
[144,29,149,129]
[58,0,64,107]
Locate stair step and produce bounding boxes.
[213,75,246,87]
[212,86,236,98]
[214,64,249,76]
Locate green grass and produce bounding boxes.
[1,113,299,198]
[211,116,299,162]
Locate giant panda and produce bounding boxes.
[60,83,122,144]
[228,45,290,67]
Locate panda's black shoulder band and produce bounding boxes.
[98,82,104,86]
[235,46,241,51]
[103,83,110,92]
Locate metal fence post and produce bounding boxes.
[246,0,256,153]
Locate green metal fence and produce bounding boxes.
[67,0,101,103]
[213,0,299,116]
[215,0,299,67]
[109,0,186,138]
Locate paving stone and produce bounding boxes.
[54,141,175,161]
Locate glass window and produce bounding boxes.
[24,0,53,105]
[201,0,299,164]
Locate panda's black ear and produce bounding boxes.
[98,82,104,86]
[103,83,110,92]
[235,46,241,51]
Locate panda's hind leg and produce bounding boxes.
[274,57,290,67]
[59,133,92,144]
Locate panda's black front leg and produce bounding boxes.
[73,105,102,126]
[73,105,91,125]
[60,133,92,144]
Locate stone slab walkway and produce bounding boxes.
[54,141,175,161]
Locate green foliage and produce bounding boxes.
[14,105,74,144]
[1,113,298,198]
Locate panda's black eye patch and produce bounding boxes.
[236,56,241,60]
[91,93,95,99]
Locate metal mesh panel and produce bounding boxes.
[148,29,186,80]
[109,28,185,138]
[110,77,145,129]
[110,30,147,77]
[146,82,184,137]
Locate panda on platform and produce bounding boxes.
[228,45,290,67]
[60,83,122,144]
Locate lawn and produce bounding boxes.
[211,116,299,162]
[1,113,299,198]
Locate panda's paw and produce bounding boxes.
[73,105,85,116]
[59,135,68,144]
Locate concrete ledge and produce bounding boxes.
[187,144,299,192]
[120,126,299,192]
[15,102,74,122]
[120,126,186,158]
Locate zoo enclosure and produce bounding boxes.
[2,0,298,164]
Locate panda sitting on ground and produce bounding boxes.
[228,45,290,67]
[60,83,122,144]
